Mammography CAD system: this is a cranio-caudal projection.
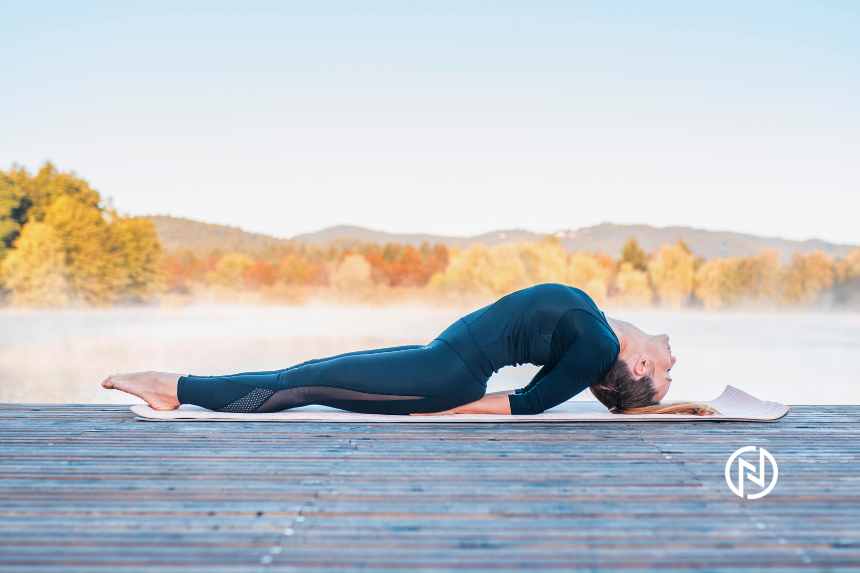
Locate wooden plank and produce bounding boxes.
[0,403,858,572]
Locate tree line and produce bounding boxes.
[0,163,162,306]
[2,162,859,309]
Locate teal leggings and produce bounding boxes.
[177,331,489,414]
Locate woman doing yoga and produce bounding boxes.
[102,282,716,416]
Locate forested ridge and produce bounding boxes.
[2,162,858,309]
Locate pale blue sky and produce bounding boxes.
[2,1,858,243]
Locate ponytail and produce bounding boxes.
[617,402,718,416]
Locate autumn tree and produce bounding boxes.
[361,242,449,287]
[780,251,835,305]
[612,262,653,307]
[648,242,696,308]
[734,250,781,303]
[835,249,860,283]
[111,216,164,302]
[163,248,208,293]
[0,168,32,260]
[330,253,373,293]
[24,162,103,222]
[429,243,530,296]
[278,252,328,286]
[566,252,612,304]
[0,222,70,307]
[694,258,736,310]
[207,253,255,288]
[43,195,125,305]
[245,260,279,289]
[620,238,648,272]
[517,237,568,284]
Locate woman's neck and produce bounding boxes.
[605,316,636,359]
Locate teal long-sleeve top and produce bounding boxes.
[503,286,621,415]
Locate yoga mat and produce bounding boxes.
[131,385,789,422]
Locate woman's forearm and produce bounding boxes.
[410,391,514,416]
[454,393,512,414]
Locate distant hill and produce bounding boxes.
[290,222,859,261]
[550,223,858,261]
[146,215,292,254]
[289,224,540,249]
[144,215,857,261]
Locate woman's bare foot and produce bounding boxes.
[101,371,182,410]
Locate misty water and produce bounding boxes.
[1,303,857,406]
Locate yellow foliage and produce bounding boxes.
[780,251,835,305]
[835,249,860,282]
[428,243,530,296]
[43,195,125,305]
[331,253,374,292]
[613,262,653,307]
[694,259,735,310]
[695,250,782,309]
[565,252,612,304]
[518,238,569,284]
[207,252,255,288]
[24,162,102,222]
[620,238,648,271]
[648,242,695,308]
[111,216,165,302]
[0,222,70,307]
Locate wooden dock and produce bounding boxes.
[1,404,858,572]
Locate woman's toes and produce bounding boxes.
[101,376,114,389]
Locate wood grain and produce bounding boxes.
[0,403,857,572]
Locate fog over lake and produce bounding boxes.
[1,304,857,406]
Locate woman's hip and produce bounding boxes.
[433,317,497,382]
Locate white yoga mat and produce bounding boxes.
[131,385,789,422]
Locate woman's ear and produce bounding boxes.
[631,355,651,379]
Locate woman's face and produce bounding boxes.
[649,333,676,401]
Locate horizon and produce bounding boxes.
[142,212,859,247]
[3,2,858,245]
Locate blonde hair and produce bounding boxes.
[590,360,719,416]
[614,402,718,416]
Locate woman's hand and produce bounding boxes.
[408,394,512,416]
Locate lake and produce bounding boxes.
[1,303,857,406]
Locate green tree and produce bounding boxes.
[0,222,70,307]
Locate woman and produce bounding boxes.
[101,282,716,416]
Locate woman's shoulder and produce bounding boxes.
[556,306,620,353]
[525,282,597,307]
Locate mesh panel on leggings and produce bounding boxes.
[218,387,277,413]
[256,385,429,415]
